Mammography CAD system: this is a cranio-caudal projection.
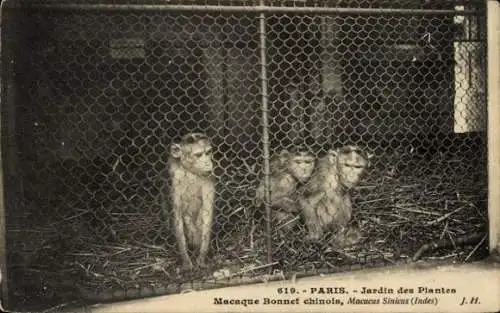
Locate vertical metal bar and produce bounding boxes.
[258,0,272,268]
[487,0,500,255]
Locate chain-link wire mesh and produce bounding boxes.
[1,1,488,310]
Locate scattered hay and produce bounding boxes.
[8,153,489,306]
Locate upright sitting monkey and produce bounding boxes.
[297,145,373,246]
[255,146,316,233]
[164,133,216,270]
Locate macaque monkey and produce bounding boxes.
[297,145,373,246]
[167,133,215,270]
[255,147,316,232]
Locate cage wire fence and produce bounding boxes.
[0,0,489,310]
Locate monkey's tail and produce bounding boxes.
[75,284,171,304]
[158,188,171,215]
[412,232,486,262]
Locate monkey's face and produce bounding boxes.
[289,155,315,183]
[180,140,213,176]
[336,151,370,189]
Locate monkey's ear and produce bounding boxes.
[327,149,338,162]
[170,143,183,158]
[365,152,374,167]
[329,149,338,157]
[279,149,290,157]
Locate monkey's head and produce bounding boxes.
[329,145,373,189]
[284,146,316,183]
[170,133,213,176]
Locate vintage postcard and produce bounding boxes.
[0,0,498,312]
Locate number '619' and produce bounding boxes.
[277,287,297,294]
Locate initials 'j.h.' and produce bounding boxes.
[460,296,480,305]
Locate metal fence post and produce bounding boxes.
[258,0,272,268]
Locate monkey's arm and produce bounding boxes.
[255,176,290,206]
[299,191,325,218]
[272,196,299,213]
[297,175,326,209]
[297,187,327,241]
[299,192,327,241]
[305,191,326,208]
[254,182,265,206]
[197,181,215,266]
[298,176,323,198]
[170,189,193,268]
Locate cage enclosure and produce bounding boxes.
[0,0,489,311]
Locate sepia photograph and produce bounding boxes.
[0,0,498,312]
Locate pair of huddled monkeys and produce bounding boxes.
[164,132,373,270]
